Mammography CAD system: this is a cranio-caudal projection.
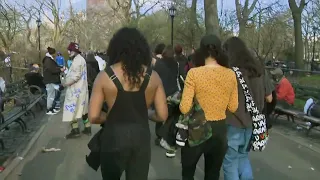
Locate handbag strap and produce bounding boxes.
[232,67,260,117]
[176,62,182,91]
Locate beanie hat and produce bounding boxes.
[67,42,81,53]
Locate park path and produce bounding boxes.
[4,111,320,180]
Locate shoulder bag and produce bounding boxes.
[232,67,269,151]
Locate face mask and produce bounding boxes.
[68,51,76,58]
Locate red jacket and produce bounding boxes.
[276,77,295,105]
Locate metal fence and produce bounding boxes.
[0,67,29,83]
[265,66,320,88]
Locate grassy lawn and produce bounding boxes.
[294,98,306,111]
[297,75,320,87]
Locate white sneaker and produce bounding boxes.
[160,139,174,151]
[46,110,57,115]
[53,108,60,113]
[165,149,177,158]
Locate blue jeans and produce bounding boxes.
[223,125,253,180]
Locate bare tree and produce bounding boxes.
[34,0,71,46]
[106,0,132,24]
[131,0,160,25]
[288,0,307,68]
[204,0,220,36]
[235,0,259,39]
[0,1,23,52]
[18,3,37,48]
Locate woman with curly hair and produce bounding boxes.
[88,27,168,180]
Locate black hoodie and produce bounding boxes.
[43,54,61,84]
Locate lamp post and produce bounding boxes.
[169,4,176,46]
[312,26,317,71]
[36,13,42,63]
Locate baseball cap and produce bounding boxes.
[270,68,283,76]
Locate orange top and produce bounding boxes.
[179,66,238,121]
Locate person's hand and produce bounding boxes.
[59,84,65,91]
[60,67,65,72]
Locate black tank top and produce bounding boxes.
[101,66,152,152]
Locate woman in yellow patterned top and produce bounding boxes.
[179,34,238,180]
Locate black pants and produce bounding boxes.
[155,122,162,139]
[100,145,150,180]
[181,120,227,180]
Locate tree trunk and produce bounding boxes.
[204,0,220,36]
[293,14,304,68]
[288,0,306,69]
[188,0,198,47]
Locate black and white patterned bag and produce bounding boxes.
[232,67,269,151]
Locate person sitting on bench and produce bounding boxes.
[304,98,320,118]
[270,68,295,108]
[25,64,46,94]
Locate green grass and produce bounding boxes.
[294,98,306,111]
[297,75,320,87]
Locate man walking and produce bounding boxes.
[62,42,90,139]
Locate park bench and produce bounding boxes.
[272,84,320,136]
[0,81,45,150]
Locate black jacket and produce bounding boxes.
[154,58,179,97]
[25,72,45,93]
[43,56,61,84]
[175,55,188,78]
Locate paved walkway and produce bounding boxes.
[5,112,320,180]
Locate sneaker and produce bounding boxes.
[46,110,57,115]
[166,149,176,158]
[82,127,92,136]
[66,129,81,139]
[160,139,173,151]
[176,130,188,147]
[175,123,188,147]
[53,108,60,113]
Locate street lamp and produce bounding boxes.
[169,4,176,46]
[36,13,42,63]
[312,26,317,71]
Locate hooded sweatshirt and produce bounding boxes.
[43,53,61,84]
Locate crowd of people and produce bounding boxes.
[1,26,319,180]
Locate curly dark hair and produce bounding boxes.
[154,43,165,55]
[107,27,151,88]
[223,37,262,77]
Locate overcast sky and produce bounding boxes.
[13,0,289,12]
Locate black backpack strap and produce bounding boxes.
[140,67,152,92]
[105,66,124,91]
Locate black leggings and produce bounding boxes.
[181,120,227,180]
[100,145,150,180]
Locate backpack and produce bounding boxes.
[310,100,320,118]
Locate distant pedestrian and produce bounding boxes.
[56,52,65,67]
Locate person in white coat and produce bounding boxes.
[62,42,90,139]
